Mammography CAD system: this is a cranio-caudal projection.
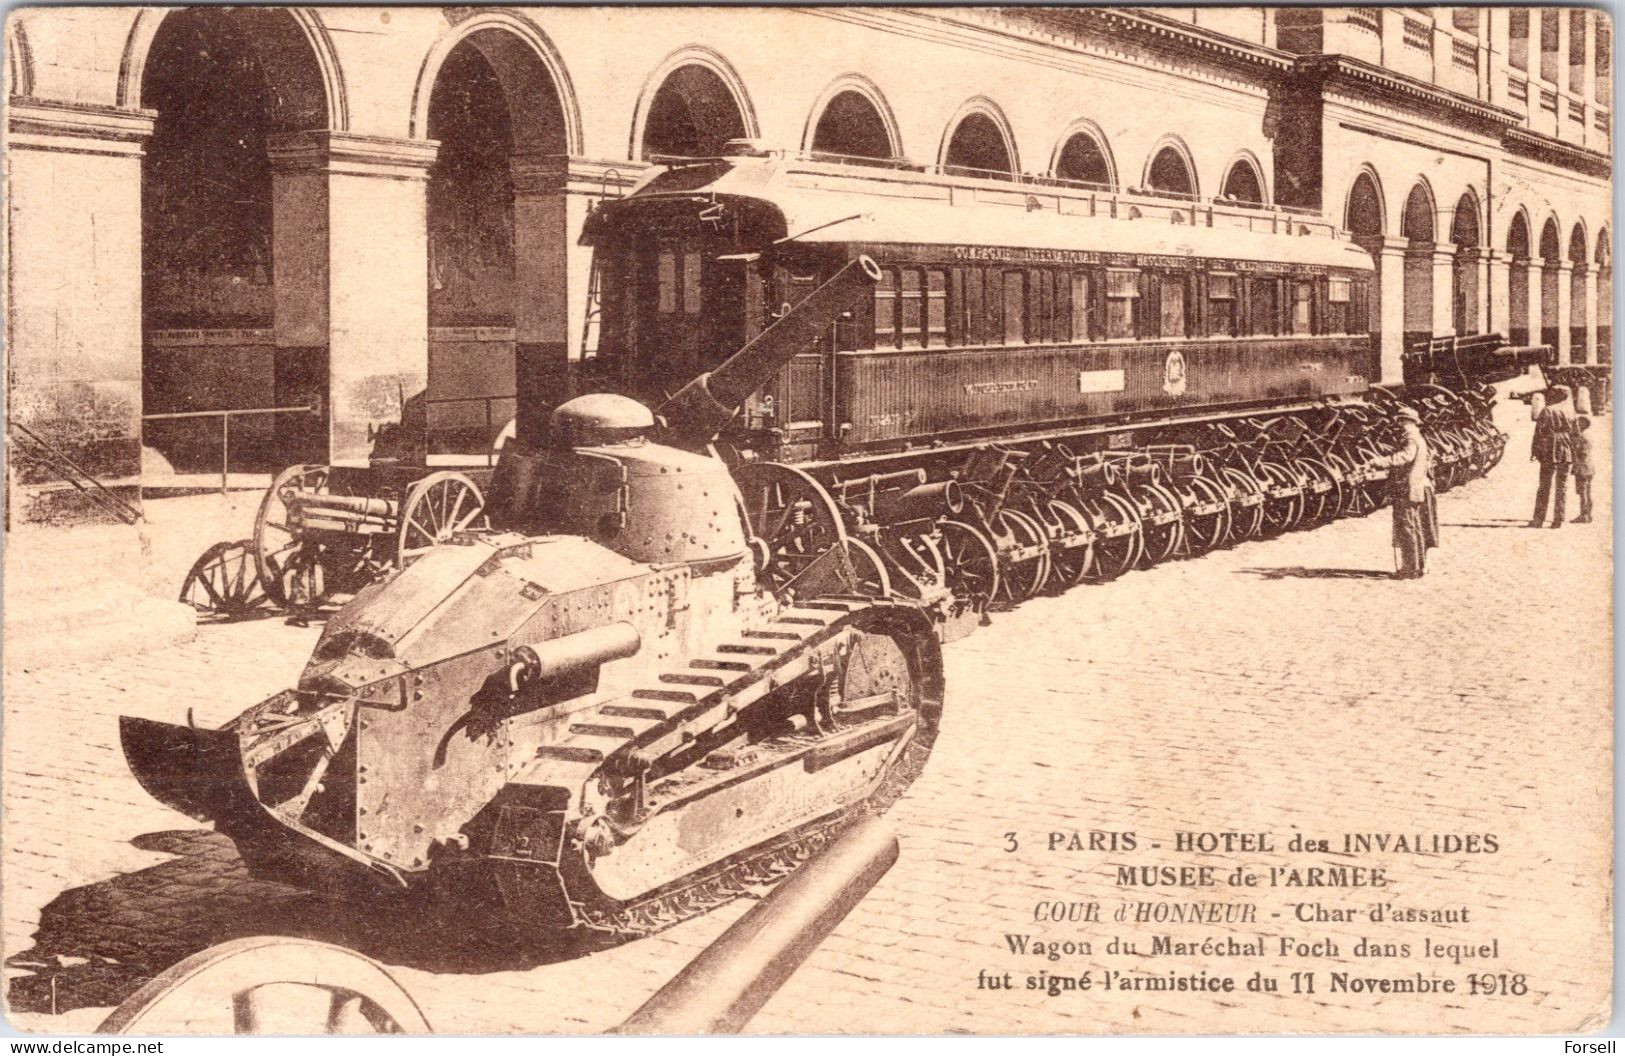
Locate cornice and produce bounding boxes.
[1501,127,1613,180]
[6,98,155,157]
[975,7,1293,77]
[1293,55,1521,128]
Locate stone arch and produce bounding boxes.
[1142,137,1199,198]
[1400,179,1438,346]
[1220,151,1268,205]
[631,45,758,160]
[940,97,1019,179]
[803,74,901,161]
[1343,167,1386,245]
[1539,216,1562,349]
[1049,120,1116,190]
[120,7,346,131]
[1507,208,1534,344]
[6,17,34,98]
[411,11,583,155]
[1450,190,1483,335]
[1569,221,1590,362]
[136,7,347,473]
[1597,226,1612,362]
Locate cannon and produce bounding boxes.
[124,256,946,940]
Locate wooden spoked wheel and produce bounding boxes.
[1084,491,1144,582]
[1133,482,1186,568]
[1294,458,1341,526]
[734,462,849,595]
[880,532,947,597]
[1044,499,1094,588]
[397,471,490,566]
[937,520,1000,610]
[179,540,267,618]
[1181,477,1233,556]
[1323,454,1358,519]
[254,464,331,610]
[844,538,893,597]
[991,508,1049,603]
[98,936,431,1035]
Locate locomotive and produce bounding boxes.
[123,145,1514,941]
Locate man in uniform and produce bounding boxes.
[1529,383,1578,528]
[1385,405,1437,579]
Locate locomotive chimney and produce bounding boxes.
[657,255,882,438]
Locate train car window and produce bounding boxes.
[1071,273,1090,341]
[1003,270,1026,344]
[927,270,948,346]
[1290,280,1314,335]
[1327,276,1352,335]
[658,250,678,314]
[900,268,924,348]
[1105,268,1138,340]
[874,268,897,347]
[1026,270,1045,343]
[1208,272,1237,336]
[965,268,985,345]
[1160,274,1187,338]
[1055,272,1072,342]
[948,268,964,345]
[682,251,703,315]
[976,270,998,344]
[1248,278,1277,336]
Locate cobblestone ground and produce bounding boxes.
[3,393,1611,1035]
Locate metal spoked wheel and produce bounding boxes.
[1044,499,1094,589]
[937,520,1000,611]
[1256,461,1304,537]
[179,540,267,619]
[734,462,850,596]
[844,538,893,597]
[254,464,332,611]
[1220,467,1266,541]
[1294,458,1341,527]
[397,471,490,566]
[98,936,432,1035]
[1085,491,1144,582]
[1134,482,1186,568]
[882,532,947,597]
[991,508,1049,604]
[1181,477,1233,556]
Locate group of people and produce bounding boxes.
[1378,379,1599,583]
[1529,383,1597,529]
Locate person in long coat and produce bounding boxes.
[1384,405,1437,579]
[1530,383,1578,528]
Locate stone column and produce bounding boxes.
[267,132,439,467]
[1474,248,1493,334]
[1583,267,1600,365]
[1529,257,1548,348]
[1379,239,1408,384]
[5,100,152,525]
[509,153,573,446]
[1488,250,1512,338]
[1555,259,1574,363]
[1488,10,1512,108]
[1431,244,1457,337]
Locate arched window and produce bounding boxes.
[809,86,897,161]
[943,109,1016,179]
[1146,144,1197,198]
[1053,129,1113,189]
[1401,182,1435,243]
[1220,159,1265,204]
[642,63,749,158]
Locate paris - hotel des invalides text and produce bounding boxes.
[0,3,1614,1040]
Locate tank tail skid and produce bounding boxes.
[445,597,942,938]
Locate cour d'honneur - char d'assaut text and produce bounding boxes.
[979,829,1522,1003]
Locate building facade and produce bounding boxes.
[3,6,1612,526]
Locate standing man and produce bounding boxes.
[1385,405,1437,580]
[1530,383,1578,528]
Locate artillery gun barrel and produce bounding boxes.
[658,255,882,436]
[872,480,964,524]
[511,622,642,685]
[288,492,398,518]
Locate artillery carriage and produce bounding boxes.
[133,146,1520,944]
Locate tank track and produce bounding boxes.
[490,597,941,940]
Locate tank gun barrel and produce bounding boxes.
[657,255,882,436]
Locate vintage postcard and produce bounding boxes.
[1,4,1613,1037]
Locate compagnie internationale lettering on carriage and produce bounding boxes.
[129,143,1531,942]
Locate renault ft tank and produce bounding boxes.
[122,258,944,938]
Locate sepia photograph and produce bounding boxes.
[0,3,1614,1038]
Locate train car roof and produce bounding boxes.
[587,158,1376,273]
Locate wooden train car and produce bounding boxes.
[581,149,1378,465]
